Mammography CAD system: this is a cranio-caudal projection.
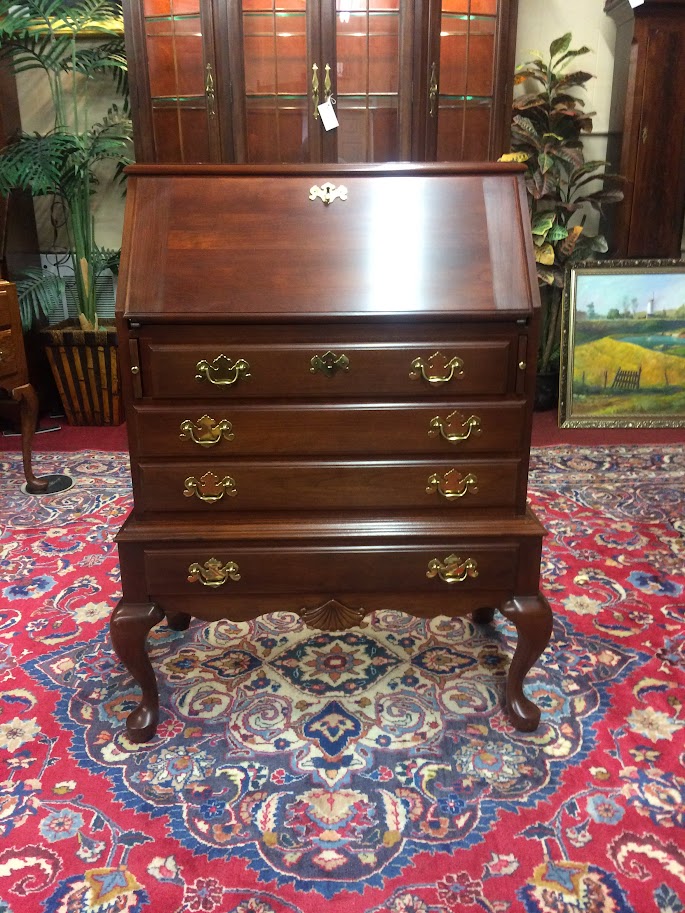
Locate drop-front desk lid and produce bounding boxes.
[118,163,540,324]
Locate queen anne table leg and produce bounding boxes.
[110,600,165,742]
[500,594,553,731]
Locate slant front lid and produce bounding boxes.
[119,164,538,322]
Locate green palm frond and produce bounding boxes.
[0,0,127,326]
[15,267,66,331]
[0,131,86,197]
[0,33,74,77]
[72,38,128,103]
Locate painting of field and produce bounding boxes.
[572,332,685,417]
[561,263,685,426]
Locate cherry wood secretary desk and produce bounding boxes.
[112,162,552,743]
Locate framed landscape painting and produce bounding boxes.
[559,259,685,428]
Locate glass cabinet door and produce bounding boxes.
[425,0,514,162]
[328,0,411,162]
[136,0,222,161]
[236,0,411,162]
[240,0,320,162]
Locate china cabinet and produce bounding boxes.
[123,0,518,164]
[605,0,685,257]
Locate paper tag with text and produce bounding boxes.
[318,99,339,131]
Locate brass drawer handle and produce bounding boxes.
[205,62,216,116]
[410,352,464,384]
[188,557,241,587]
[184,471,237,503]
[429,411,481,443]
[179,415,235,448]
[429,61,438,117]
[427,554,478,584]
[195,355,251,386]
[310,350,349,377]
[312,62,320,119]
[426,470,478,499]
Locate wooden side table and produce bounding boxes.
[0,280,53,493]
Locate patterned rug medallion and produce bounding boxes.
[0,447,683,913]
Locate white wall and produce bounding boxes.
[515,1,618,139]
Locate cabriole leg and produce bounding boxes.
[166,611,191,631]
[471,606,496,625]
[500,594,553,732]
[110,600,165,743]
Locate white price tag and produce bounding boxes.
[318,99,339,131]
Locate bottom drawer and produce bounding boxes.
[144,543,519,597]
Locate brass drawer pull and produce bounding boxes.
[426,469,478,499]
[310,350,349,377]
[312,62,320,119]
[188,557,241,587]
[179,415,235,448]
[429,411,481,443]
[426,554,478,584]
[183,471,237,503]
[410,352,464,384]
[195,354,251,386]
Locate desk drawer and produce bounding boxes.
[135,457,522,512]
[130,401,527,457]
[137,338,517,400]
[144,542,519,596]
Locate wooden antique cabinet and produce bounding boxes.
[112,161,552,744]
[605,0,685,257]
[123,0,518,164]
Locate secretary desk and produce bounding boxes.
[112,162,552,742]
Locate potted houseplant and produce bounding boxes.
[0,0,133,424]
[501,33,623,409]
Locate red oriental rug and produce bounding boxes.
[0,445,683,913]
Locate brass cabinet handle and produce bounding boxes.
[426,554,478,584]
[195,355,251,386]
[324,62,332,102]
[426,470,478,499]
[310,350,349,377]
[188,557,241,587]
[429,61,438,117]
[179,415,235,448]
[183,471,237,503]
[410,352,464,384]
[205,62,216,116]
[429,412,482,443]
[312,62,320,118]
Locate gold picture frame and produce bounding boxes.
[559,259,685,428]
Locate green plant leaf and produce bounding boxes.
[538,152,556,174]
[547,224,569,242]
[15,267,66,331]
[556,71,595,90]
[549,33,572,60]
[531,212,557,235]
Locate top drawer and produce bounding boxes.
[132,324,524,400]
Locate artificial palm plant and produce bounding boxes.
[0,0,133,331]
[502,33,623,373]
